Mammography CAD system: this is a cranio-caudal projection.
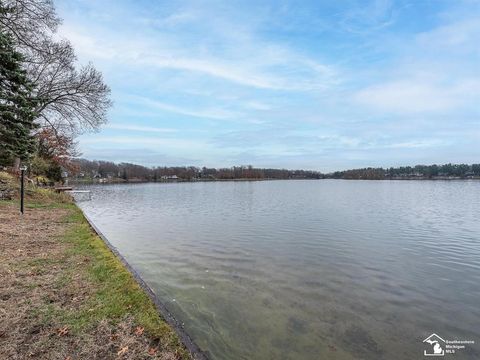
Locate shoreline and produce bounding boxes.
[67,177,480,186]
[0,183,200,359]
[69,177,319,185]
[80,209,208,360]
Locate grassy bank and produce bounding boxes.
[0,175,191,359]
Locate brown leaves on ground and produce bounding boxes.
[57,326,69,337]
[135,326,145,336]
[0,203,184,359]
[117,346,129,356]
[148,347,158,356]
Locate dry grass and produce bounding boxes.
[0,195,190,360]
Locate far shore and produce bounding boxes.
[67,176,480,185]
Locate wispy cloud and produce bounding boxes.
[353,79,480,114]
[339,0,397,34]
[351,9,480,115]
[416,17,480,50]
[105,124,177,133]
[387,140,449,149]
[129,96,239,120]
[243,101,271,111]
[60,21,338,91]
[81,135,208,150]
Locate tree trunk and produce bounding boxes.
[13,157,20,173]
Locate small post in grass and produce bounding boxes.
[20,165,27,214]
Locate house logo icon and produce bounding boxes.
[423,334,445,356]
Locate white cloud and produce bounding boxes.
[58,22,338,91]
[135,11,198,28]
[387,140,448,149]
[416,17,480,50]
[353,78,480,114]
[244,101,271,111]
[130,96,239,120]
[80,136,207,150]
[105,124,177,133]
[340,0,396,34]
[354,80,456,113]
[146,56,282,89]
[351,11,480,115]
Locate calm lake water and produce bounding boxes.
[77,180,480,359]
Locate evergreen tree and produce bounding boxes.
[0,30,38,166]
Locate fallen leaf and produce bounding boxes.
[57,326,69,337]
[117,346,128,356]
[148,347,157,356]
[134,326,144,336]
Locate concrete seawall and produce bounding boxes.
[80,208,208,360]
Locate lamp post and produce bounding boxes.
[20,165,27,214]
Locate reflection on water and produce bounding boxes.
[78,180,480,359]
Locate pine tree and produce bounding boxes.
[0,30,38,166]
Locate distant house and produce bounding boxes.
[161,175,179,180]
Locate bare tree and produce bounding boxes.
[0,0,111,137]
[28,40,112,135]
[0,0,60,49]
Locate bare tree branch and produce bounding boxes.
[1,0,112,137]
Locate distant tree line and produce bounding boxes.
[71,160,480,182]
[328,163,480,180]
[72,159,323,181]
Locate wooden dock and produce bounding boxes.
[66,190,91,200]
[54,186,73,192]
[54,187,91,200]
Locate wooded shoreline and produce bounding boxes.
[69,160,480,183]
[68,176,480,185]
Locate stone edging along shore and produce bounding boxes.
[79,208,208,360]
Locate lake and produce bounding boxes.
[77,180,480,359]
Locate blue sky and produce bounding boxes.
[55,0,480,171]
